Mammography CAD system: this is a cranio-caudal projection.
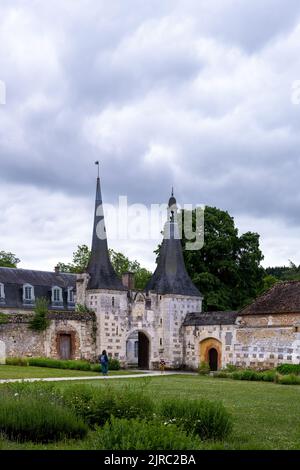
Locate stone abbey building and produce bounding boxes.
[1,175,300,370]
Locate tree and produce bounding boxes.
[0,251,20,268]
[57,246,151,290]
[109,249,152,290]
[29,297,50,332]
[259,275,279,295]
[57,245,90,274]
[180,207,265,311]
[266,261,300,281]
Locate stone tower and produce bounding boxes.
[76,174,128,360]
[76,180,202,368]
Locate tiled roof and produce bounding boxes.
[183,311,237,326]
[0,267,75,309]
[240,281,300,315]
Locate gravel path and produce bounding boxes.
[0,371,183,384]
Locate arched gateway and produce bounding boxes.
[199,338,222,371]
[126,330,150,369]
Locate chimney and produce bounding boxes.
[122,272,135,290]
[54,265,60,274]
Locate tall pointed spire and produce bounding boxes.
[86,171,125,291]
[145,191,201,297]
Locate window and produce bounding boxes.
[112,296,115,307]
[52,286,62,303]
[23,284,34,302]
[0,283,5,300]
[68,287,74,303]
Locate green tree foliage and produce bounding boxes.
[180,207,265,311]
[57,245,90,274]
[109,249,152,290]
[259,274,279,294]
[266,260,300,281]
[57,246,151,290]
[0,251,20,268]
[29,297,50,332]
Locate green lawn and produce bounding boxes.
[0,365,139,379]
[1,374,300,450]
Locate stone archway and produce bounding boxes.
[126,330,150,369]
[0,340,6,364]
[199,338,222,370]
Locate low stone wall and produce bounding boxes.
[0,311,97,361]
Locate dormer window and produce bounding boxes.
[52,286,63,304]
[23,284,35,303]
[68,287,75,303]
[0,283,5,302]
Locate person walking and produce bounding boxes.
[99,350,109,377]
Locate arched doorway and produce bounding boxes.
[208,348,218,371]
[126,331,150,369]
[199,338,222,370]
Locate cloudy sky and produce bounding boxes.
[1,0,300,272]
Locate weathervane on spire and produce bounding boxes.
[95,161,99,178]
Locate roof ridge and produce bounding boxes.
[0,267,75,276]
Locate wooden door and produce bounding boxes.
[59,334,71,360]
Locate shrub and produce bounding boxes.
[277,374,300,385]
[261,371,276,382]
[84,417,202,450]
[6,357,28,367]
[0,396,87,442]
[276,364,300,376]
[75,304,94,314]
[198,361,210,375]
[213,369,276,383]
[225,364,239,372]
[62,384,155,427]
[159,398,232,441]
[213,371,231,379]
[108,358,121,371]
[27,358,91,371]
[28,297,50,332]
[238,370,261,381]
[90,363,101,372]
[90,358,120,372]
[0,313,9,325]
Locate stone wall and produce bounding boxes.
[183,323,237,370]
[84,288,202,369]
[0,311,97,361]
[183,313,300,370]
[233,313,300,368]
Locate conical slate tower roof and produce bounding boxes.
[86,176,125,291]
[145,193,201,297]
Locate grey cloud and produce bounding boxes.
[1,1,300,269]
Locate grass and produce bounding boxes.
[57,374,300,450]
[1,375,300,449]
[0,366,140,380]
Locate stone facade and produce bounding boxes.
[1,176,300,371]
[182,310,300,371]
[0,312,97,361]
[76,273,202,369]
